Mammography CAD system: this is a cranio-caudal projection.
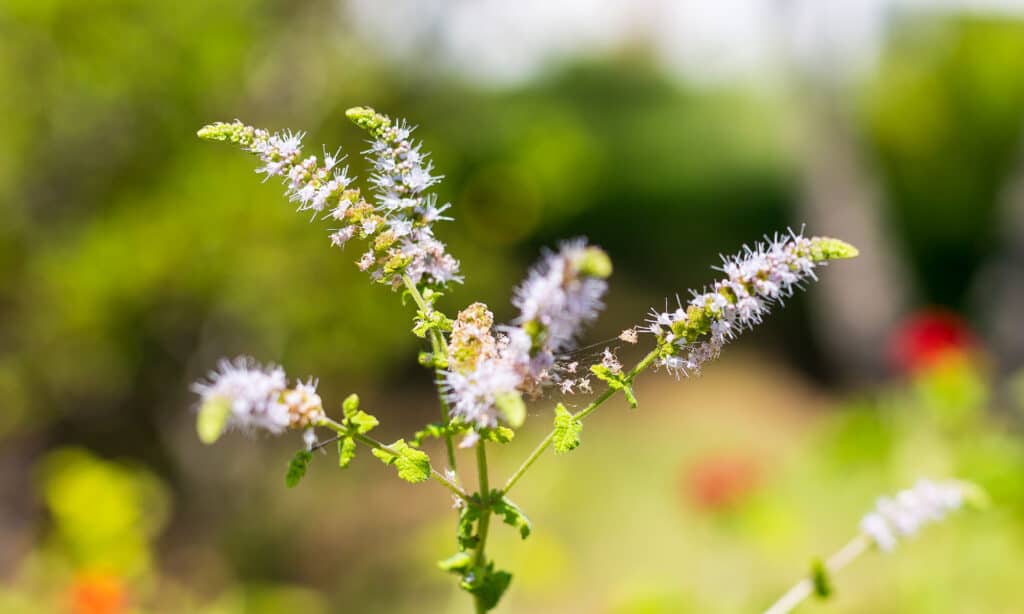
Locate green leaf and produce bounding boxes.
[371,439,431,484]
[589,365,638,409]
[342,393,360,418]
[493,496,532,540]
[285,450,313,488]
[347,410,379,434]
[811,558,832,599]
[338,437,356,468]
[495,391,526,428]
[438,551,474,573]
[461,564,512,612]
[196,397,231,444]
[574,246,613,279]
[457,501,481,550]
[552,403,582,454]
[622,384,638,409]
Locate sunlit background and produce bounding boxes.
[3,1,1024,612]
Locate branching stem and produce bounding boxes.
[402,274,458,469]
[319,417,469,501]
[501,346,662,495]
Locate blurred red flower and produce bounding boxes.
[888,309,979,374]
[685,453,759,512]
[69,571,126,614]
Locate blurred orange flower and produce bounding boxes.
[685,453,760,512]
[69,571,126,614]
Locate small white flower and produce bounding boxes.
[459,430,481,449]
[303,427,318,450]
[600,347,622,375]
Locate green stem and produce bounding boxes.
[402,274,458,470]
[762,534,872,614]
[318,417,469,501]
[473,440,492,614]
[501,346,662,495]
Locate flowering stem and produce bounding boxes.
[401,274,458,470]
[473,440,492,614]
[319,417,469,501]
[501,346,662,495]
[762,534,872,614]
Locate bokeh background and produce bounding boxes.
[3,1,1024,612]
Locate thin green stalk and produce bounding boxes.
[763,534,872,614]
[401,274,457,469]
[501,346,662,495]
[319,417,468,501]
[473,440,492,614]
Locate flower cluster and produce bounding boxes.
[442,303,521,432]
[192,357,324,436]
[441,241,611,431]
[859,479,970,552]
[346,107,461,287]
[510,239,611,394]
[647,231,858,376]
[197,109,460,289]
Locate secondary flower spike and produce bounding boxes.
[192,357,324,442]
[508,239,611,396]
[648,231,858,376]
[859,479,983,552]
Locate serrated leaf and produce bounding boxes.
[347,410,379,434]
[589,365,638,409]
[285,450,313,488]
[371,439,431,484]
[342,393,360,418]
[493,496,532,540]
[196,397,231,444]
[461,564,512,612]
[457,501,481,550]
[338,437,356,468]
[552,403,582,454]
[438,551,474,573]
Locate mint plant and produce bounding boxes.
[193,107,859,612]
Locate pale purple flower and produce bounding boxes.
[648,230,823,377]
[192,357,290,434]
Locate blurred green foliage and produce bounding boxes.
[861,17,1024,308]
[2,1,1024,612]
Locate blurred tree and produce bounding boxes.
[861,16,1024,309]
